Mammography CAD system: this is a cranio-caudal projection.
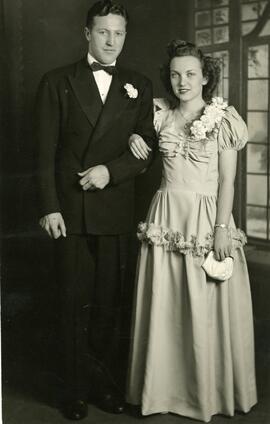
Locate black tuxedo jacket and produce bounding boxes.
[35,57,156,235]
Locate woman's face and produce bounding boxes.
[170,55,208,103]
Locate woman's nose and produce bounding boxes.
[178,75,186,86]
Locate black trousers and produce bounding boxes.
[55,233,134,401]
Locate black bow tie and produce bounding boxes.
[90,61,116,75]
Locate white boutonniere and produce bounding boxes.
[190,97,228,141]
[124,83,138,99]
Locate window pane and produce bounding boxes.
[195,0,211,8]
[213,26,229,43]
[213,0,229,5]
[242,3,259,21]
[214,78,229,99]
[247,144,268,173]
[248,45,269,78]
[242,21,257,35]
[246,206,267,238]
[213,7,229,25]
[195,11,212,27]
[247,112,268,142]
[213,50,229,76]
[196,29,212,46]
[247,174,268,205]
[260,20,270,36]
[259,1,268,16]
[248,80,268,110]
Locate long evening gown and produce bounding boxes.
[126,98,257,422]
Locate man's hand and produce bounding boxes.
[78,165,110,191]
[39,212,67,239]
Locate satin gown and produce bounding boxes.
[126,99,257,422]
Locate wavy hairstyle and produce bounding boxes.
[160,40,221,104]
[86,0,129,29]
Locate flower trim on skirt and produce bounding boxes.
[137,222,247,257]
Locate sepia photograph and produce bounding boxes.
[1,0,270,423]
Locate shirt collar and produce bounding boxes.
[87,52,116,67]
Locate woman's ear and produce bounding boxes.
[202,75,208,86]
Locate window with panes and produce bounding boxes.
[192,0,270,244]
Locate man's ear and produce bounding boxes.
[84,27,91,42]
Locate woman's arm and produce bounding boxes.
[214,149,238,261]
[129,133,152,160]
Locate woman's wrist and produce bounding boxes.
[214,223,228,230]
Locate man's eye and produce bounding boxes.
[99,30,106,35]
[187,72,195,77]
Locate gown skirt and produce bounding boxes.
[126,186,257,422]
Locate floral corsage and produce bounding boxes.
[190,97,227,140]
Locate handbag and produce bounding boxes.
[202,250,234,282]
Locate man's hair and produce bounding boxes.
[86,0,129,29]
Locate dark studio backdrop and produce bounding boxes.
[1,0,189,406]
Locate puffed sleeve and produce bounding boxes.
[153,98,170,135]
[217,106,248,152]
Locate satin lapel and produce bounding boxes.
[89,70,131,145]
[68,59,103,127]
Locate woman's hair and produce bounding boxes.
[160,39,221,104]
[86,0,129,29]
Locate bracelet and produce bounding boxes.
[214,223,228,230]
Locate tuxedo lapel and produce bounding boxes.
[89,69,131,146]
[68,58,103,127]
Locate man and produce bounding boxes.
[36,0,155,420]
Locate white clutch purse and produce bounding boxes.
[202,250,234,282]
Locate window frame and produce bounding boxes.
[190,0,270,247]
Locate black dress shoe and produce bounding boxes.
[94,391,125,414]
[88,361,125,414]
[63,400,88,420]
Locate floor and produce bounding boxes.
[2,290,270,424]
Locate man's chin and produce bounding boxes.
[98,53,118,64]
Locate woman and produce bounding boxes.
[126,40,257,422]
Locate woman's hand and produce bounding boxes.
[129,133,152,160]
[213,227,232,261]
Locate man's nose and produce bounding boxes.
[106,33,114,46]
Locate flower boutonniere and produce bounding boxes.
[124,83,138,99]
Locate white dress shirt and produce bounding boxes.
[87,53,116,104]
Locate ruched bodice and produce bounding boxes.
[155,104,247,196]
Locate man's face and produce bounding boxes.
[85,13,127,64]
